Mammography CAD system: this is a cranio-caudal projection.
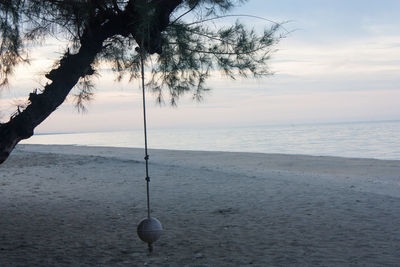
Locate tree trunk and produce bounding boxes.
[0,0,184,164]
[0,31,105,164]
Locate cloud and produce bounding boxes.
[2,2,400,133]
[272,35,400,78]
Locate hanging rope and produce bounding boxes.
[140,48,151,220]
[136,42,163,253]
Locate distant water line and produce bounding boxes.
[20,120,400,160]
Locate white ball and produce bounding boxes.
[137,217,163,244]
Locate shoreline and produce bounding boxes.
[19,120,400,161]
[16,143,400,161]
[1,144,400,265]
[14,144,400,198]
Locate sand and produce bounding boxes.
[1,144,400,266]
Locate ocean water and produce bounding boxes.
[20,120,400,160]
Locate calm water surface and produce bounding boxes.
[21,121,400,160]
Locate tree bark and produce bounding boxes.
[0,0,184,164]
[0,24,107,164]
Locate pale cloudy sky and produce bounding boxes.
[1,0,399,133]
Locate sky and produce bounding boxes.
[1,0,399,133]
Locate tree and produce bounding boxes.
[0,0,283,164]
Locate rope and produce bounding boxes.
[140,47,151,220]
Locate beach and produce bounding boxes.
[1,144,400,266]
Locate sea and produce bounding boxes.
[20,120,400,160]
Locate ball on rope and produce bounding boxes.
[137,217,163,246]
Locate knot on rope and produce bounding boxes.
[137,39,162,253]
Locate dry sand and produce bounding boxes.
[1,144,400,266]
